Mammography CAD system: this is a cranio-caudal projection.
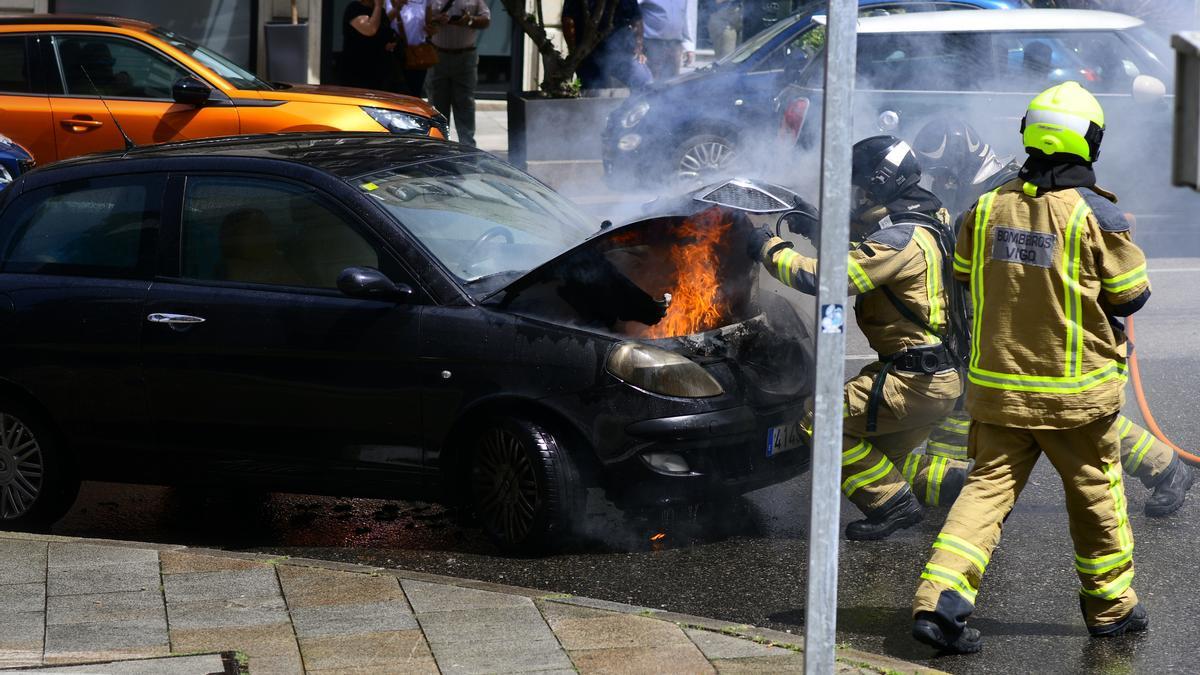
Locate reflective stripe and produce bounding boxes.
[969,191,997,370]
[842,456,893,497]
[932,533,989,575]
[1124,431,1153,474]
[1102,264,1148,294]
[1104,462,1133,554]
[913,228,944,341]
[921,563,978,603]
[1025,107,1094,136]
[1075,547,1133,576]
[1023,181,1038,197]
[848,257,874,293]
[902,454,920,485]
[942,417,971,431]
[1116,416,1135,439]
[927,440,969,460]
[1063,200,1088,378]
[842,440,871,466]
[968,360,1127,394]
[926,456,948,506]
[776,248,797,288]
[1079,568,1135,601]
[954,251,972,275]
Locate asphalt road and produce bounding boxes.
[50,258,1200,674]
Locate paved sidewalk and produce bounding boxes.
[0,532,939,674]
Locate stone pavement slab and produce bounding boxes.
[0,532,941,675]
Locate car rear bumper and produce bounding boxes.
[604,402,809,508]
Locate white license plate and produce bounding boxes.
[766,421,807,458]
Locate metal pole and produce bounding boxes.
[804,1,856,673]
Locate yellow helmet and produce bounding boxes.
[1021,81,1106,162]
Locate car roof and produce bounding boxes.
[851,8,1143,33]
[48,133,484,180]
[0,14,154,30]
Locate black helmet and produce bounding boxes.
[913,116,1012,213]
[851,135,921,212]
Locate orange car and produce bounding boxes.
[0,14,446,164]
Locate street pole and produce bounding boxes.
[804,1,856,673]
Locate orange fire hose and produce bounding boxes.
[1126,316,1200,466]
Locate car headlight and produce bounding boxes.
[0,164,12,187]
[621,101,650,129]
[606,342,724,398]
[363,106,432,135]
[618,133,642,151]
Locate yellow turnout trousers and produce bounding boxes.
[913,413,1137,629]
[839,365,967,513]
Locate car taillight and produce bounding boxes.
[781,97,810,143]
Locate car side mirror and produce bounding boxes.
[1132,74,1166,104]
[172,76,212,106]
[337,266,414,301]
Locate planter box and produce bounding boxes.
[264,22,309,84]
[507,90,627,171]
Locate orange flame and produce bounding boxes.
[644,210,733,339]
[650,532,666,541]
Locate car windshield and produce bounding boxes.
[151,28,273,91]
[721,7,813,65]
[357,155,597,297]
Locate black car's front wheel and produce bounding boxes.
[674,132,738,186]
[0,399,78,531]
[470,417,584,553]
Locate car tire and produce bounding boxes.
[673,132,738,186]
[0,398,78,532]
[469,416,584,553]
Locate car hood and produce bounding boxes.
[491,179,814,341]
[259,83,439,118]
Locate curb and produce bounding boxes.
[1,532,945,675]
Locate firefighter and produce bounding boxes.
[749,135,971,541]
[913,115,1195,518]
[912,82,1150,654]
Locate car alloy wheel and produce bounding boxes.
[676,134,737,183]
[470,417,583,553]
[0,413,43,520]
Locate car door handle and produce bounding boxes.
[60,118,103,131]
[147,313,206,326]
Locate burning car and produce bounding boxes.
[0,133,813,552]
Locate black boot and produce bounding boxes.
[1145,456,1195,518]
[845,488,923,541]
[913,611,983,654]
[937,464,971,506]
[1088,603,1149,638]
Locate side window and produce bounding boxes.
[180,176,384,290]
[55,35,190,99]
[0,36,31,94]
[1,175,163,278]
[992,32,1148,94]
[856,33,988,91]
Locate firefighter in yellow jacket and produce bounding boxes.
[912,82,1150,654]
[913,116,1194,517]
[750,136,970,541]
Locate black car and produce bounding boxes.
[0,134,813,551]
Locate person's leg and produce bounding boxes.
[1035,414,1142,633]
[927,410,971,462]
[912,421,1040,649]
[643,39,669,81]
[428,59,452,128]
[1116,414,1194,516]
[450,50,478,147]
[404,68,428,99]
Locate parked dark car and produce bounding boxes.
[601,0,1026,188]
[0,134,814,551]
[0,135,34,189]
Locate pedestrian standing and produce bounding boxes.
[706,0,740,59]
[912,82,1152,654]
[639,0,696,80]
[563,0,652,91]
[340,0,397,90]
[393,0,436,97]
[429,0,490,146]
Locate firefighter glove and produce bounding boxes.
[748,225,789,260]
